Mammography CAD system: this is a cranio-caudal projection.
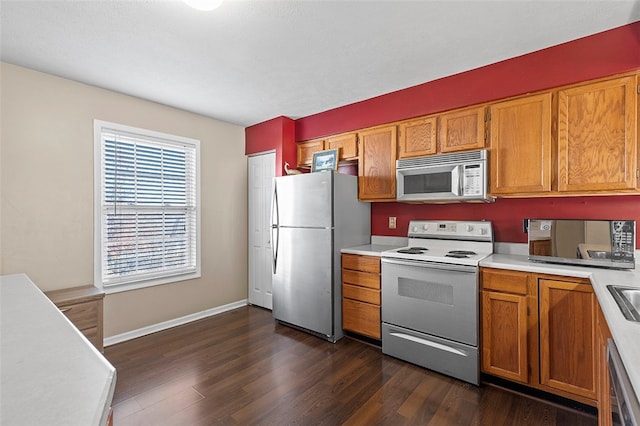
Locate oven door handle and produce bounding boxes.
[389,332,469,356]
[381,257,478,273]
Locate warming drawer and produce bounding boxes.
[382,322,479,385]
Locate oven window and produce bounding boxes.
[404,172,452,194]
[398,277,454,306]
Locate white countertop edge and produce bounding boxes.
[341,243,403,257]
[480,254,640,403]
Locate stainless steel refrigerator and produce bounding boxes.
[271,171,371,342]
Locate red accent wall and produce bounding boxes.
[245,116,295,176]
[372,196,640,247]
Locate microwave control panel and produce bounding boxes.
[462,164,482,196]
[611,220,635,261]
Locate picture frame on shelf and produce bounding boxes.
[311,149,338,172]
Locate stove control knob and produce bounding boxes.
[422,224,430,230]
[477,227,487,235]
[465,224,474,232]
[412,226,418,233]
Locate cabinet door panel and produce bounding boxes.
[489,93,552,195]
[398,116,437,158]
[297,139,325,167]
[326,133,358,161]
[439,106,485,153]
[558,75,638,192]
[539,279,597,400]
[481,291,529,384]
[358,126,397,201]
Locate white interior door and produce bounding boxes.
[248,152,275,309]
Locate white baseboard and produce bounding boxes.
[103,299,248,347]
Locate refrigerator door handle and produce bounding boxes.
[271,181,279,273]
[272,225,279,273]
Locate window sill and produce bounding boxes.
[101,271,201,294]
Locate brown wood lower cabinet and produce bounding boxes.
[45,285,105,352]
[481,268,598,406]
[481,269,532,384]
[539,278,597,401]
[341,253,381,339]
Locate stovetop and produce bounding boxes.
[382,220,494,266]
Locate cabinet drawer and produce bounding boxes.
[481,268,529,295]
[342,299,381,339]
[60,300,98,331]
[81,327,99,345]
[342,254,380,274]
[343,283,380,305]
[342,269,380,290]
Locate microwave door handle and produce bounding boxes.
[453,165,462,196]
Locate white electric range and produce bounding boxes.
[381,220,494,385]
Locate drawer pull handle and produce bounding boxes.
[389,332,468,356]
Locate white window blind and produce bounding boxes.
[95,121,200,291]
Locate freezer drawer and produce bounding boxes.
[382,322,479,385]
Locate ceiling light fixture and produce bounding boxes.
[183,0,224,11]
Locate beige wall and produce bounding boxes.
[0,62,248,337]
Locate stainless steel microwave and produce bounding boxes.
[396,149,491,202]
[527,219,636,269]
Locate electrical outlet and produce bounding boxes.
[389,216,397,229]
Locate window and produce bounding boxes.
[94,120,200,293]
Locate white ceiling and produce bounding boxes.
[2,0,640,127]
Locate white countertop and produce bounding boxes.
[481,254,640,402]
[341,243,403,256]
[0,274,116,426]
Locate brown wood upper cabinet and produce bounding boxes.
[557,74,638,192]
[398,116,437,158]
[398,106,486,160]
[489,93,553,195]
[489,73,639,197]
[296,132,358,168]
[480,268,598,406]
[326,133,358,162]
[358,125,397,201]
[296,138,325,168]
[439,105,486,153]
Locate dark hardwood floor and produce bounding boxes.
[104,306,597,425]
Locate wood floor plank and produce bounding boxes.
[105,306,597,426]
